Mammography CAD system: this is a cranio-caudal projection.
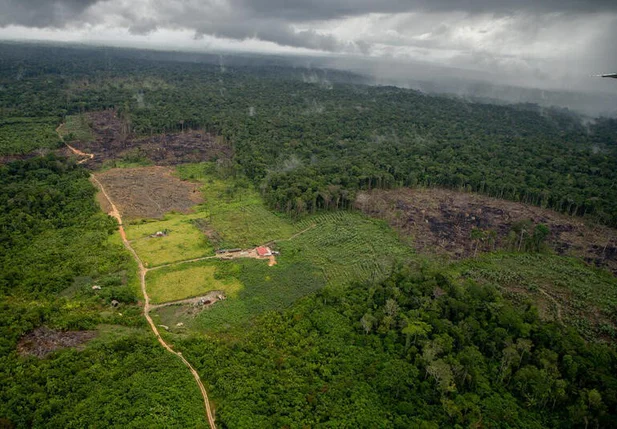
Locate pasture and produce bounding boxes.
[126,213,214,267]
[147,261,243,304]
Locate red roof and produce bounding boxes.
[256,246,271,256]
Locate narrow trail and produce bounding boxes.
[91,175,217,429]
[56,124,95,164]
[66,143,94,164]
[268,223,317,245]
[149,291,224,310]
[539,288,563,323]
[148,255,219,271]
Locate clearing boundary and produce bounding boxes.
[91,175,217,429]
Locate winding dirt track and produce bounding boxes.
[91,175,217,429]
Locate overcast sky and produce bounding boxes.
[1,0,616,93]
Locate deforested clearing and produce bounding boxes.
[357,188,617,274]
[63,110,232,168]
[17,326,97,358]
[93,166,203,219]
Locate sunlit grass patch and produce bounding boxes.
[188,258,323,334]
[147,261,243,304]
[176,163,297,248]
[125,213,214,267]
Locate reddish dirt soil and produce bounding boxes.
[68,110,232,168]
[93,166,203,219]
[17,326,97,358]
[356,188,617,274]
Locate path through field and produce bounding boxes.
[91,175,217,429]
[539,288,563,323]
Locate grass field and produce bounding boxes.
[152,258,323,334]
[150,211,414,334]
[125,213,214,267]
[449,253,617,339]
[59,114,95,142]
[176,164,297,248]
[147,261,243,304]
[139,164,416,333]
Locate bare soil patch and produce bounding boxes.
[356,188,617,274]
[68,110,232,168]
[17,326,97,358]
[93,166,203,219]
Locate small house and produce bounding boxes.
[256,246,272,257]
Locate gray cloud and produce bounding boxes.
[2,0,616,30]
[236,0,617,20]
[0,0,615,99]
[0,0,99,27]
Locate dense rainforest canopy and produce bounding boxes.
[1,43,617,225]
[1,43,617,428]
[182,267,617,428]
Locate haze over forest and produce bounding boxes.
[2,2,617,428]
[1,0,617,115]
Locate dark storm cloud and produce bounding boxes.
[0,0,615,96]
[236,0,617,21]
[0,0,99,27]
[1,0,616,31]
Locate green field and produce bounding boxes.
[147,260,243,304]
[152,258,324,334]
[281,211,415,287]
[176,163,298,248]
[0,117,61,155]
[142,165,417,333]
[125,213,214,267]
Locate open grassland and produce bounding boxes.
[0,117,60,155]
[126,213,214,267]
[147,261,243,304]
[153,258,323,334]
[58,114,95,142]
[449,253,617,340]
[176,163,297,248]
[143,165,417,334]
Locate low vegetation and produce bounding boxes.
[182,259,324,334]
[147,261,242,304]
[449,253,617,340]
[177,163,298,248]
[282,211,415,287]
[126,213,214,267]
[58,114,95,142]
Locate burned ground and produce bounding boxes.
[17,326,97,358]
[66,110,232,168]
[93,166,203,219]
[356,188,617,275]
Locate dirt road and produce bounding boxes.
[92,175,217,429]
[66,143,94,164]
